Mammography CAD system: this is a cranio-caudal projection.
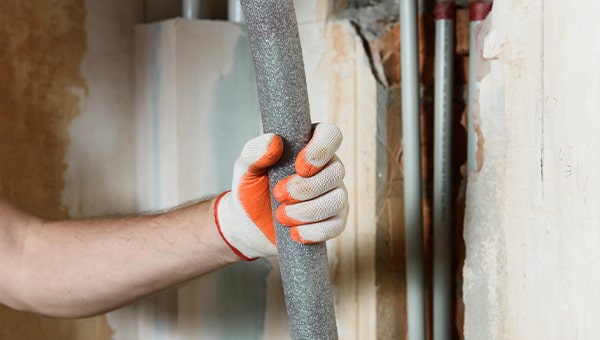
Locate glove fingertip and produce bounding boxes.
[274,176,301,204]
[265,134,284,161]
[295,148,324,177]
[248,134,284,173]
[295,123,342,177]
[290,228,317,244]
[276,205,303,227]
[270,134,284,149]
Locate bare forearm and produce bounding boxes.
[1,198,239,318]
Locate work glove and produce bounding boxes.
[214,122,348,261]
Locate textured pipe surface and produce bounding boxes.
[400,0,426,339]
[433,3,455,339]
[240,0,338,339]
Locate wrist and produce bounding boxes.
[212,192,258,262]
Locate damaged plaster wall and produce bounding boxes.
[1,0,144,338]
[464,0,600,338]
[0,0,123,338]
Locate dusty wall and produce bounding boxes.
[464,0,600,338]
[0,0,143,338]
[0,1,85,219]
[0,0,113,339]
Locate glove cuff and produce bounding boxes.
[213,191,258,262]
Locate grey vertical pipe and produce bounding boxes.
[467,19,478,174]
[182,0,200,19]
[433,2,455,339]
[400,0,425,339]
[240,1,338,339]
[228,0,245,23]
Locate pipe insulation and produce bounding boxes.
[239,1,338,339]
[433,2,455,339]
[400,0,426,338]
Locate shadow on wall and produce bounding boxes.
[332,1,469,339]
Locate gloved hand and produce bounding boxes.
[213,123,348,261]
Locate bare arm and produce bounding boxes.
[0,197,239,318]
[0,123,347,319]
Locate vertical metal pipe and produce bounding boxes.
[240,0,338,339]
[228,0,245,23]
[400,0,425,339]
[182,0,200,19]
[467,1,493,174]
[433,1,455,339]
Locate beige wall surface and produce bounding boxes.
[464,0,600,339]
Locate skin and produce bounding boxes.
[0,125,345,319]
[0,197,240,318]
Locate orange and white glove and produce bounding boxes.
[214,123,348,261]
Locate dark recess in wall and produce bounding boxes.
[331,1,469,339]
